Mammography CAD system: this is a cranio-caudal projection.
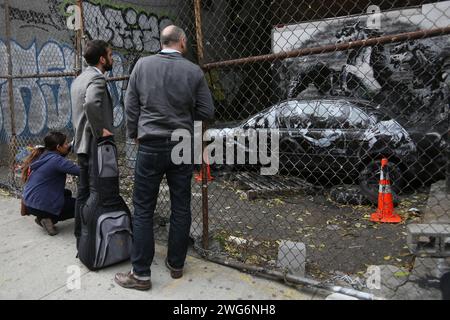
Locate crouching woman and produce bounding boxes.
[22,131,80,236]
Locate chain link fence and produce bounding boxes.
[0,0,449,300]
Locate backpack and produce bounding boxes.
[76,137,132,270]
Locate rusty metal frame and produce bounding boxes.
[203,26,450,70]
[106,76,130,82]
[0,72,78,79]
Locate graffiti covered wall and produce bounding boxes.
[0,39,127,138]
[0,0,178,142]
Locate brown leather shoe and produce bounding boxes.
[35,217,42,227]
[165,258,183,279]
[114,271,151,291]
[40,218,58,236]
[20,200,28,216]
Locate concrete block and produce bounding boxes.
[277,240,306,277]
[407,224,450,257]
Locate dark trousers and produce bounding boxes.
[75,154,90,239]
[27,190,75,224]
[131,139,193,277]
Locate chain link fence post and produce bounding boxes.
[4,0,18,192]
[194,0,210,250]
[75,0,84,76]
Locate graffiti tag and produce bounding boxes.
[0,39,125,139]
[82,2,173,53]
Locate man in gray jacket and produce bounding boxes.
[70,40,114,244]
[115,25,214,290]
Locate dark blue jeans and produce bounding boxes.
[131,138,193,277]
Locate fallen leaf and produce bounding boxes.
[400,252,413,257]
[394,271,409,277]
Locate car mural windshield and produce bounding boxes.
[241,105,278,129]
[240,100,395,130]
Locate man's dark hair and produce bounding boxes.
[160,26,186,46]
[83,40,110,66]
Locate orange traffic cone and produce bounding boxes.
[195,155,213,183]
[370,158,402,223]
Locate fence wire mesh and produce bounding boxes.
[198,0,450,300]
[0,0,449,300]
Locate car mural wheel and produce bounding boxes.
[329,185,372,206]
[359,159,403,206]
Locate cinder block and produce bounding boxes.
[407,224,450,257]
[442,236,450,255]
[277,240,306,277]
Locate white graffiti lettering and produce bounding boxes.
[0,39,125,139]
[82,2,173,53]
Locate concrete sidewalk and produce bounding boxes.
[0,193,324,300]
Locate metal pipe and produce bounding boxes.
[0,72,78,79]
[203,26,450,70]
[201,123,209,250]
[0,74,130,81]
[447,114,450,193]
[77,0,85,39]
[74,0,83,76]
[205,255,382,300]
[4,0,18,188]
[106,76,130,82]
[194,0,205,66]
[194,0,209,250]
[75,0,85,75]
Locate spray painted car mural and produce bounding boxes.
[280,14,449,128]
[208,97,446,203]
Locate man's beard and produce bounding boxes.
[104,62,113,72]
